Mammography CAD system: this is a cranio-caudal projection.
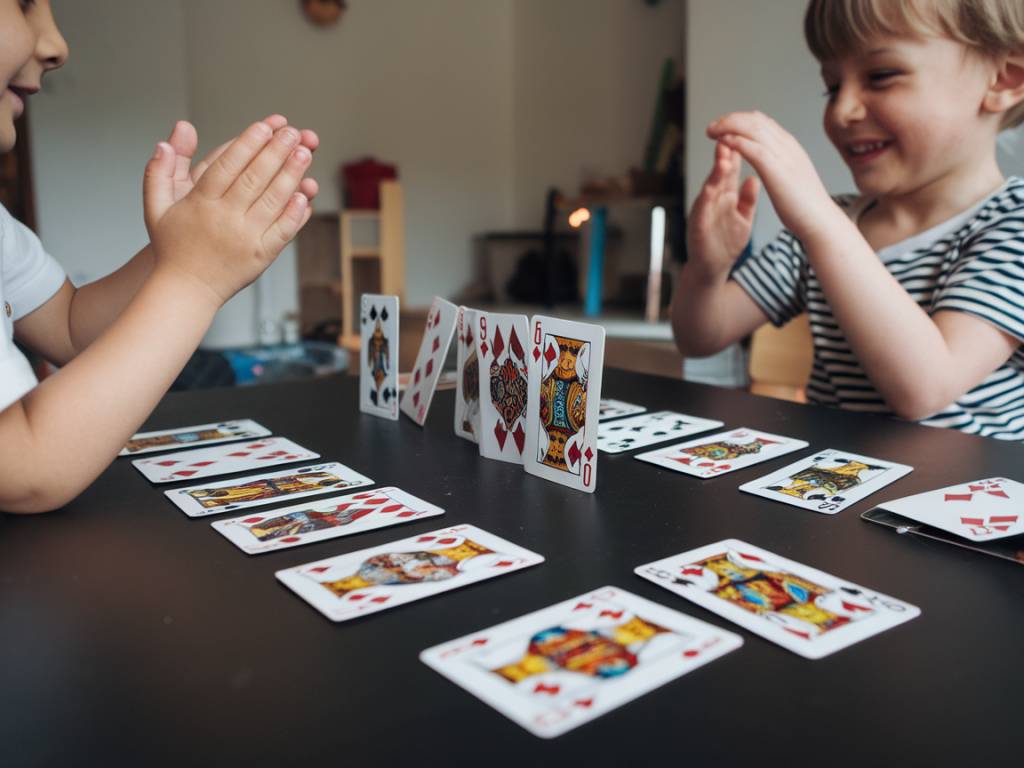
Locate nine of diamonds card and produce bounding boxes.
[635,540,919,659]
[420,585,742,739]
[634,427,808,479]
[738,449,913,514]
[276,524,543,622]
[875,477,1024,541]
[119,419,271,456]
[212,487,444,555]
[165,462,374,517]
[133,437,318,484]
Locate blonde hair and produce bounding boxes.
[804,0,1024,128]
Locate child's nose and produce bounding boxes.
[830,86,867,126]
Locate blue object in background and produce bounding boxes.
[584,206,607,316]
[222,341,348,385]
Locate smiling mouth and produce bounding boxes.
[846,140,892,159]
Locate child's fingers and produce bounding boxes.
[143,142,177,231]
[167,120,198,185]
[719,133,767,172]
[193,120,275,199]
[299,177,319,201]
[224,126,303,208]
[247,144,313,227]
[737,175,760,221]
[263,192,309,256]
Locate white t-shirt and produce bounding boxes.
[0,203,66,413]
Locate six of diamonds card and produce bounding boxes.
[132,437,319,484]
[635,427,808,478]
[875,477,1024,541]
[420,586,742,738]
[120,419,270,456]
[359,293,400,420]
[165,462,374,517]
[636,540,920,659]
[276,524,544,622]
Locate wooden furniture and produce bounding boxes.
[748,313,813,402]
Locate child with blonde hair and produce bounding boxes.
[673,0,1024,439]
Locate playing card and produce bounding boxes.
[165,462,374,517]
[276,524,543,622]
[636,540,920,659]
[119,419,271,456]
[598,411,724,454]
[420,585,742,739]
[739,449,913,514]
[211,486,444,555]
[876,477,1024,542]
[476,311,530,464]
[634,428,808,479]
[523,316,605,493]
[132,437,319,484]
[400,296,458,426]
[359,293,400,420]
[454,306,482,443]
[598,399,646,421]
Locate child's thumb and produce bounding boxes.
[143,142,176,231]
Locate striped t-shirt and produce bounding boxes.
[733,176,1024,441]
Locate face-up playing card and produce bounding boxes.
[454,306,482,443]
[634,427,808,479]
[476,312,530,464]
[211,486,443,555]
[598,411,724,454]
[400,296,458,426]
[420,585,742,739]
[739,449,913,514]
[359,294,400,420]
[119,419,271,456]
[636,540,920,659]
[276,524,543,622]
[598,399,646,421]
[164,462,374,517]
[523,316,605,493]
[132,437,318,484]
[877,477,1024,541]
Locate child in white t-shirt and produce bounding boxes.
[0,0,319,512]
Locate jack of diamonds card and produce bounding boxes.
[211,486,444,555]
[634,427,808,479]
[477,312,530,464]
[132,437,319,484]
[454,306,481,442]
[359,294,400,420]
[420,586,742,739]
[119,419,270,456]
[400,296,457,426]
[275,524,544,622]
[877,477,1024,542]
[523,316,605,493]
[636,540,920,659]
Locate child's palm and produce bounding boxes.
[689,142,759,273]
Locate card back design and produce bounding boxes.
[132,437,319,484]
[421,586,742,738]
[454,306,481,442]
[164,462,374,517]
[400,296,457,426]
[360,294,400,420]
[477,312,530,463]
[119,419,271,456]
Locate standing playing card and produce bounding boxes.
[635,427,808,479]
[276,524,543,622]
[359,293,400,420]
[420,586,742,739]
[400,296,457,426]
[454,306,481,442]
[523,316,605,493]
[597,411,724,454]
[636,540,920,659]
[132,437,319,484]
[739,449,913,514]
[211,486,444,555]
[476,311,530,464]
[875,477,1024,541]
[119,419,271,456]
[598,399,646,421]
[165,462,374,517]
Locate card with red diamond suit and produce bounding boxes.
[875,477,1024,542]
[400,296,457,426]
[420,585,742,739]
[275,524,543,622]
[132,437,319,484]
[523,316,605,493]
[211,486,444,555]
[476,311,530,464]
[454,306,481,443]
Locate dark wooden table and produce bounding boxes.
[2,369,1020,766]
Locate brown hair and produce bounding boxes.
[804,0,1024,128]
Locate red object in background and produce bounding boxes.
[341,157,398,209]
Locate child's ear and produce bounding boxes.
[983,54,1024,116]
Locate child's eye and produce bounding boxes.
[868,70,900,87]
[822,84,839,100]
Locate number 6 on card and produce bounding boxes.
[523,316,605,493]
